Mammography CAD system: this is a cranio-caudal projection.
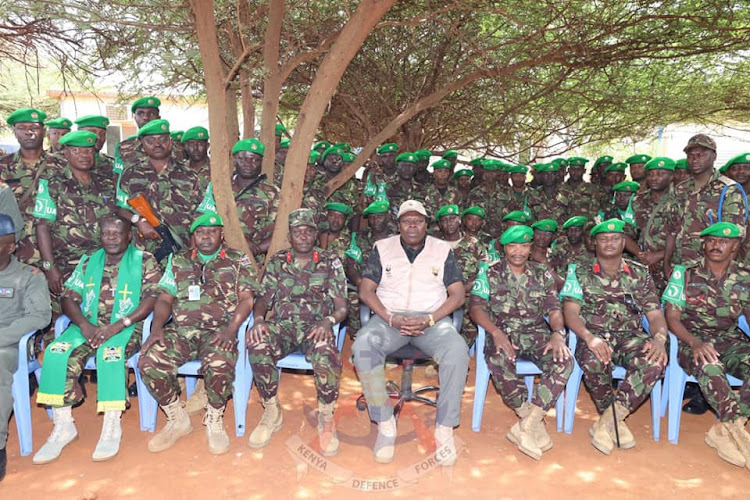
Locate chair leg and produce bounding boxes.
[564,363,583,434]
[524,375,535,403]
[133,355,158,432]
[12,357,33,456]
[650,379,661,441]
[471,347,491,432]
[554,390,564,433]
[232,360,251,437]
[668,368,689,444]
[660,364,670,418]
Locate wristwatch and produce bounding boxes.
[40,260,54,272]
[552,329,565,337]
[130,213,141,224]
[122,316,132,327]
[428,314,435,327]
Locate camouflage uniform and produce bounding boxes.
[633,188,675,293]
[424,184,461,220]
[94,153,115,180]
[557,181,602,221]
[468,186,510,238]
[665,260,750,421]
[248,248,347,404]
[233,174,280,257]
[448,234,488,345]
[526,187,567,225]
[138,246,259,408]
[548,239,591,276]
[470,259,572,410]
[56,250,161,405]
[503,188,533,216]
[386,180,426,219]
[562,259,666,414]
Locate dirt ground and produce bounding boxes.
[3,341,750,499]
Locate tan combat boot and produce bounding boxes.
[508,402,552,452]
[590,404,615,455]
[318,402,339,457]
[706,422,746,467]
[508,402,543,460]
[203,404,230,455]
[148,399,193,453]
[184,379,208,416]
[725,418,750,471]
[248,396,282,449]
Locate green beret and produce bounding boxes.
[436,204,460,220]
[442,150,458,159]
[700,221,741,239]
[503,210,531,223]
[550,158,568,168]
[605,162,627,173]
[182,126,209,142]
[74,115,110,130]
[453,168,474,179]
[396,152,417,163]
[431,159,452,170]
[625,154,652,164]
[462,206,486,219]
[190,211,223,233]
[334,142,351,152]
[170,131,184,142]
[363,201,389,215]
[289,208,316,228]
[275,123,287,137]
[644,157,676,172]
[377,143,399,154]
[232,138,265,156]
[590,218,625,236]
[592,155,612,166]
[481,160,497,171]
[414,149,431,160]
[58,130,97,148]
[137,119,170,137]
[562,216,588,229]
[495,161,511,172]
[469,158,485,166]
[567,157,590,167]
[534,163,560,173]
[280,138,290,149]
[531,219,558,232]
[675,158,688,170]
[44,117,73,129]
[341,152,356,162]
[612,180,640,193]
[720,152,750,173]
[130,96,161,113]
[7,108,47,125]
[500,225,533,245]
[321,145,345,162]
[313,140,331,151]
[325,202,353,216]
[509,165,529,174]
[308,151,321,164]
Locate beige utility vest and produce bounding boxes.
[375,235,450,313]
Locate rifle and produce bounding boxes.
[127,194,181,262]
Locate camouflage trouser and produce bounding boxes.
[248,319,342,405]
[459,303,478,347]
[347,287,360,339]
[59,334,140,406]
[575,333,666,414]
[678,334,750,422]
[138,326,238,409]
[485,330,573,411]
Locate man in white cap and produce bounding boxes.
[352,200,468,466]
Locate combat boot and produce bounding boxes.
[706,422,746,467]
[184,379,208,415]
[508,402,552,452]
[248,396,282,449]
[590,405,615,455]
[204,404,230,455]
[610,401,635,449]
[148,399,193,452]
[509,403,543,460]
[33,406,78,464]
[92,410,122,461]
[725,418,750,470]
[318,402,339,457]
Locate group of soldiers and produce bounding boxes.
[0,95,749,480]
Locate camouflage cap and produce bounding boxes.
[130,96,161,113]
[644,157,676,172]
[170,130,184,142]
[182,126,209,142]
[500,225,533,245]
[431,159,452,170]
[280,138,291,149]
[275,123,287,137]
[453,168,474,179]
[190,211,224,233]
[436,204,460,221]
[462,206,486,219]
[604,162,627,173]
[700,221,741,239]
[562,215,588,229]
[75,115,110,130]
[0,213,16,238]
[289,208,317,228]
[625,154,652,164]
[363,201,389,216]
[44,117,73,129]
[674,158,688,170]
[531,218,558,232]
[137,119,170,137]
[58,130,97,148]
[395,152,417,164]
[503,210,531,223]
[590,218,625,236]
[683,133,716,153]
[612,180,640,193]
[719,152,750,173]
[377,143,399,154]
[442,150,458,159]
[325,202,353,216]
[568,156,590,167]
[7,108,47,126]
[232,138,265,156]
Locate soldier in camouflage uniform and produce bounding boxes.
[504,165,531,214]
[665,134,747,270]
[33,215,160,464]
[590,155,613,187]
[247,209,348,456]
[423,160,461,227]
[486,210,533,263]
[413,149,433,186]
[307,146,361,229]
[386,152,426,219]
[549,216,591,278]
[604,181,640,256]
[461,205,490,246]
[529,219,564,289]
[468,161,511,239]
[673,158,690,186]
[138,212,257,455]
[560,218,668,455]
[625,154,651,190]
[663,222,750,469]
[525,163,566,225]
[318,202,352,256]
[182,126,210,181]
[117,120,206,260]
[374,143,399,184]
[230,138,280,260]
[116,96,162,173]
[442,150,459,170]
[44,117,72,155]
[454,168,474,207]
[74,115,115,180]
[470,224,572,460]
[557,157,603,221]
[33,131,115,314]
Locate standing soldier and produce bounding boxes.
[590,155,613,186]
[605,181,640,256]
[182,126,210,180]
[560,219,668,455]
[625,154,651,190]
[170,131,187,162]
[374,143,399,184]
[44,117,73,155]
[462,206,490,245]
[423,160,461,226]
[74,115,114,179]
[526,163,566,225]
[138,212,257,455]
[413,149,432,186]
[318,202,352,257]
[673,158,690,185]
[247,209,348,455]
[386,152,426,217]
[470,225,572,460]
[442,150,459,170]
[454,168,474,207]
[549,216,591,278]
[558,157,601,221]
[468,161,511,239]
[116,96,161,174]
[505,165,531,214]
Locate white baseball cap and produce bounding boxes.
[397,199,428,219]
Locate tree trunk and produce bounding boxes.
[240,69,255,138]
[260,0,285,179]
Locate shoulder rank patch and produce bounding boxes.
[331,257,342,270]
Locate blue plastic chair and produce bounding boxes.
[663,315,749,444]
[472,326,565,432]
[275,323,346,371]
[136,314,254,437]
[564,318,662,441]
[54,313,155,433]
[11,330,48,456]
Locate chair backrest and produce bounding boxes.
[360,304,463,332]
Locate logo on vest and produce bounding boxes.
[102,346,123,363]
[50,342,72,354]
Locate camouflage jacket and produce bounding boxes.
[467,185,511,238]
[634,188,674,253]
[446,233,488,283]
[386,180,426,218]
[233,174,280,245]
[557,181,602,220]
[423,184,462,218]
[548,238,592,275]
[526,186,567,225]
[0,150,63,214]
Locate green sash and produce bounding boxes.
[197,182,217,213]
[38,245,143,411]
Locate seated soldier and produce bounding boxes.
[664,222,750,468]
[0,214,51,481]
[470,225,572,460]
[560,219,668,455]
[34,215,160,463]
[247,209,347,455]
[138,212,257,455]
